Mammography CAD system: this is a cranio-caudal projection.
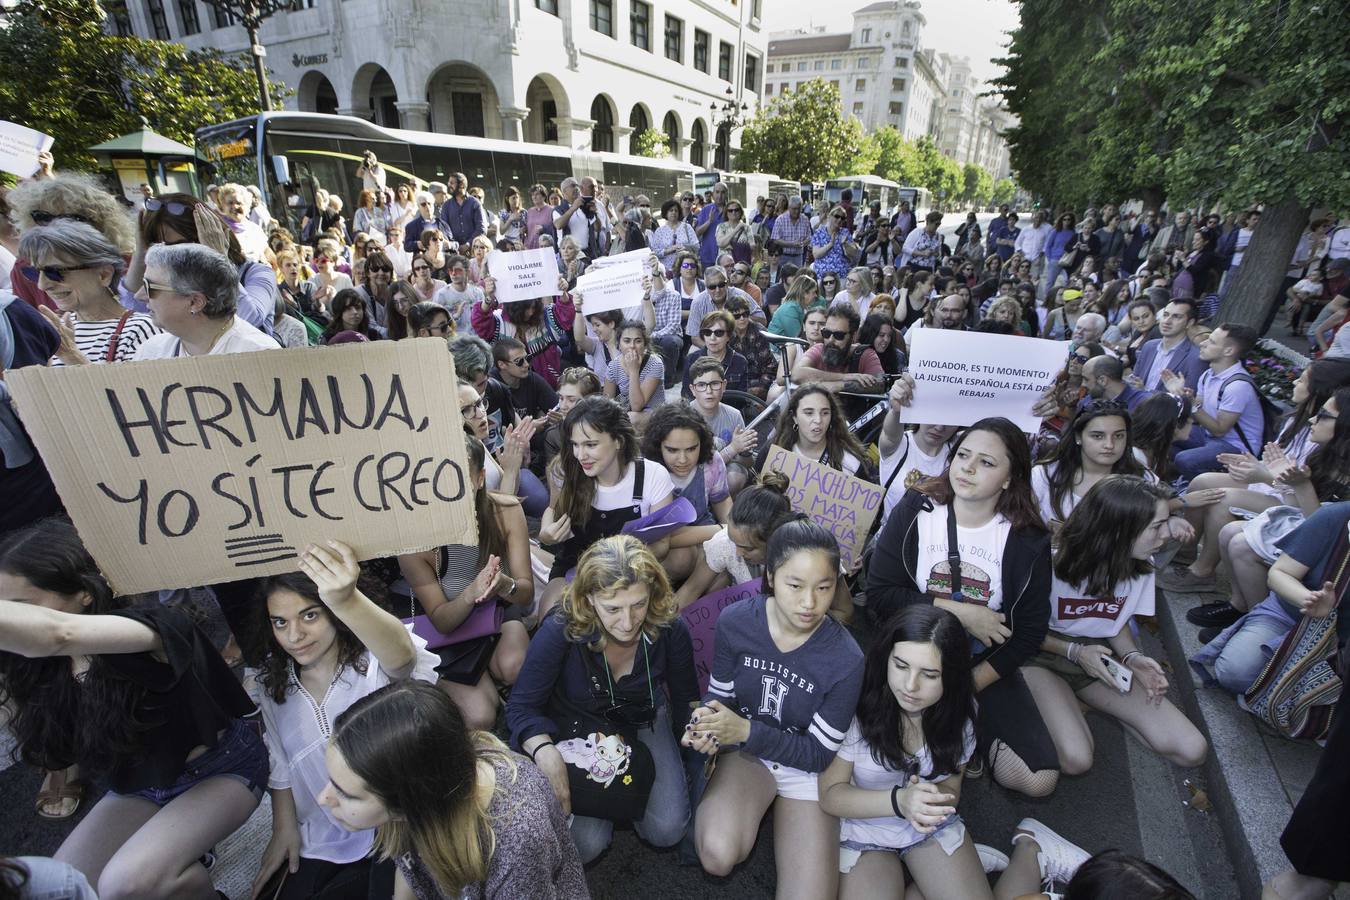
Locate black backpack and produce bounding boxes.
[1217,371,1282,454]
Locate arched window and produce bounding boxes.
[715,122,732,170]
[662,112,680,158]
[690,120,706,167]
[629,106,650,155]
[591,96,614,153]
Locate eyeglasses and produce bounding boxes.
[29,210,91,226]
[141,277,176,295]
[143,198,190,216]
[820,328,850,340]
[20,264,95,283]
[366,266,392,274]
[821,279,837,286]
[691,379,725,392]
[1313,408,1339,423]
[505,356,529,368]
[707,283,727,291]
[459,397,487,418]
[413,265,430,273]
[1072,353,1091,362]
[731,312,748,320]
[680,262,696,269]
[426,321,452,335]
[700,328,728,338]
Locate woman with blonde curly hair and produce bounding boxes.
[7,172,137,311]
[506,534,698,864]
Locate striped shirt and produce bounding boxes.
[706,595,864,772]
[50,312,160,366]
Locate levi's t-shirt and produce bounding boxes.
[1048,571,1156,639]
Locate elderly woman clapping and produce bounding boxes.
[133,243,280,359]
[18,220,160,365]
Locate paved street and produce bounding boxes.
[0,600,1237,899]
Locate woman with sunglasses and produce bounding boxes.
[306,246,354,314]
[355,250,395,335]
[416,229,450,281]
[726,294,775,399]
[18,221,159,366]
[408,253,446,303]
[818,272,840,304]
[7,172,136,314]
[507,534,698,864]
[812,208,858,281]
[467,235,494,286]
[477,275,575,389]
[682,310,750,398]
[716,202,754,266]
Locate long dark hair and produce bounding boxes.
[139,191,245,264]
[1054,476,1170,596]
[322,288,375,343]
[917,417,1048,533]
[1131,393,1192,480]
[857,606,975,778]
[641,403,713,467]
[0,519,144,776]
[1280,358,1350,446]
[761,516,837,597]
[1065,850,1196,900]
[553,396,639,528]
[1306,386,1350,501]
[465,435,510,567]
[252,572,372,704]
[858,313,904,374]
[1039,402,1144,522]
[773,384,868,472]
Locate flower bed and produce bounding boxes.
[1247,341,1304,405]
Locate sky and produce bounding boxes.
[763,0,1021,86]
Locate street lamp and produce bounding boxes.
[199,0,289,111]
[709,86,748,170]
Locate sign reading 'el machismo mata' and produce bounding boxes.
[762,445,883,570]
[9,339,477,594]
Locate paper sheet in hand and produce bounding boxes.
[574,260,646,315]
[590,248,652,269]
[7,339,477,594]
[0,120,54,178]
[680,580,762,693]
[901,329,1069,432]
[486,248,560,303]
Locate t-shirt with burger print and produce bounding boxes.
[914,504,1011,619]
[1047,571,1155,639]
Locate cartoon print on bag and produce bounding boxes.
[556,732,633,788]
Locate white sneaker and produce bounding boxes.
[1011,818,1090,890]
[975,843,1009,874]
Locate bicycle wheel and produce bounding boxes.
[722,389,776,448]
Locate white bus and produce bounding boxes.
[195,112,700,234]
[823,175,900,217]
[694,171,800,210]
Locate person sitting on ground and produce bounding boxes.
[433,254,483,335]
[1162,323,1265,482]
[603,319,667,427]
[683,309,751,398]
[320,289,383,345]
[250,542,438,900]
[791,303,887,398]
[508,535,698,865]
[1130,299,1206,392]
[877,378,957,530]
[726,293,776,399]
[543,367,602,468]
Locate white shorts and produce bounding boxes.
[756,756,819,801]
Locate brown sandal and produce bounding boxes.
[35,768,87,820]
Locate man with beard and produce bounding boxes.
[911,292,971,335]
[791,304,887,398]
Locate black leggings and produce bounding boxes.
[275,855,395,900]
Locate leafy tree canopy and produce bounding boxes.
[0,0,291,171]
[737,79,875,183]
[633,128,670,159]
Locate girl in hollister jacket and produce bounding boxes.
[867,417,1061,799]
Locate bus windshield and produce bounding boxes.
[197,119,260,193]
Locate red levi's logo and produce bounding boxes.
[1058,596,1124,621]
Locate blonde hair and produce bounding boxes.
[560,535,677,650]
[217,182,249,208]
[7,173,136,252]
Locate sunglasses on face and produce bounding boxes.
[141,277,176,295]
[1313,408,1339,423]
[21,264,94,283]
[700,328,728,338]
[413,265,430,273]
[367,265,392,274]
[143,198,190,216]
[707,283,727,290]
[30,210,91,226]
[822,279,837,286]
[731,312,749,320]
[681,262,696,269]
[820,328,850,340]
[505,356,529,368]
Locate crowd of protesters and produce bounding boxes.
[0,148,1347,900]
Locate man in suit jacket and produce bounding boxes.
[1130,299,1207,392]
[1150,210,1196,258]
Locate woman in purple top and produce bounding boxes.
[320,680,588,900]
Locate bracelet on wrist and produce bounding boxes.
[1121,650,1143,667]
[890,784,904,819]
[1066,643,1081,664]
[526,740,554,762]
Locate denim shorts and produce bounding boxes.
[125,718,269,806]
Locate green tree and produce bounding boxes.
[868,126,921,185]
[632,128,670,159]
[0,0,291,172]
[991,178,1017,206]
[995,0,1350,329]
[961,163,994,207]
[737,79,874,183]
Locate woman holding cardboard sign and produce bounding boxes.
[0,518,265,899]
[868,413,1061,800]
[507,535,698,864]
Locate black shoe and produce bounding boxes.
[1186,601,1242,628]
[1198,625,1224,645]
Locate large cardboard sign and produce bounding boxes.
[486,248,560,303]
[901,329,1069,433]
[0,120,54,178]
[680,579,761,693]
[9,339,477,594]
[762,446,882,570]
[573,260,646,315]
